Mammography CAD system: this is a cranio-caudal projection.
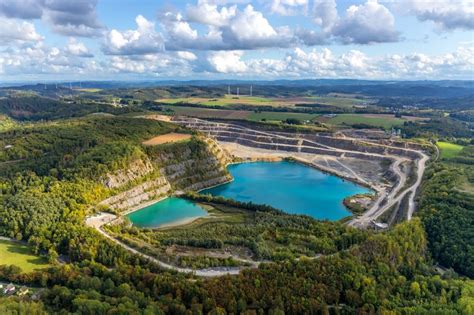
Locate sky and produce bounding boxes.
[0,0,473,81]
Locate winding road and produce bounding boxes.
[86,213,256,277]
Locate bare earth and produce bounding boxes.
[142,133,191,145]
[136,114,172,122]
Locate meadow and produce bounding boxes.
[319,113,418,130]
[164,105,319,123]
[156,94,369,108]
[0,239,50,273]
[437,141,464,159]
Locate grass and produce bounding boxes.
[157,95,373,108]
[437,141,464,159]
[0,239,51,272]
[248,111,318,122]
[0,115,17,132]
[318,114,411,130]
[157,95,282,107]
[163,105,251,119]
[76,88,102,93]
[164,105,320,123]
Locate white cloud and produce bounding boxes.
[103,15,164,55]
[207,50,247,73]
[0,42,100,76]
[399,0,474,31]
[333,0,399,44]
[220,4,294,49]
[0,17,43,44]
[161,12,198,42]
[176,51,198,61]
[65,38,93,57]
[186,2,237,26]
[270,0,308,16]
[166,4,293,50]
[202,46,474,79]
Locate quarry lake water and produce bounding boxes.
[128,161,371,228]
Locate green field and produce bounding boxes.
[0,239,51,272]
[248,111,318,122]
[76,88,102,93]
[164,105,319,123]
[157,94,370,108]
[157,95,280,106]
[437,141,464,159]
[319,114,410,130]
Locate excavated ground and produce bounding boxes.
[172,117,430,229]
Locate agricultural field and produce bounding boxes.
[0,239,51,273]
[76,88,102,93]
[248,111,318,122]
[142,133,192,145]
[437,141,464,159]
[164,105,319,123]
[157,94,371,108]
[317,113,424,130]
[164,105,251,119]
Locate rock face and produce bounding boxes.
[99,137,232,212]
[102,158,154,189]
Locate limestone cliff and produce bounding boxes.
[99,137,232,212]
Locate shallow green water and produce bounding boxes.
[128,161,371,228]
[127,197,207,228]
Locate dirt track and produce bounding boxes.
[86,213,248,277]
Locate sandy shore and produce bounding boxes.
[156,215,208,229]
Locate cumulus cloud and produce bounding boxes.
[65,38,93,58]
[270,0,308,16]
[0,0,103,37]
[165,4,293,50]
[399,0,474,31]
[332,0,399,44]
[103,15,164,55]
[0,17,43,44]
[186,2,237,26]
[200,46,474,79]
[207,50,247,73]
[312,0,338,31]
[107,52,196,76]
[160,11,198,43]
[0,41,101,76]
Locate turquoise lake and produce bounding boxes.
[201,161,370,221]
[127,197,207,228]
[128,161,371,228]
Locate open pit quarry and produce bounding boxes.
[173,117,430,229]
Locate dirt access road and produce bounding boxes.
[85,213,254,277]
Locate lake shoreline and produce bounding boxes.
[124,159,372,228]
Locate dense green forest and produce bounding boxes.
[0,96,136,121]
[0,111,473,313]
[417,145,474,278]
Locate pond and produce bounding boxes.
[128,161,371,228]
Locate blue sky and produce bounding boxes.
[0,0,473,81]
